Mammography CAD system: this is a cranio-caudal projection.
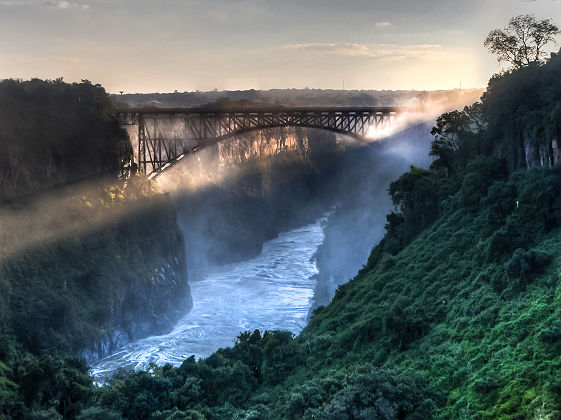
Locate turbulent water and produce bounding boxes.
[90,218,325,381]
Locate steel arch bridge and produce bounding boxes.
[116,106,410,178]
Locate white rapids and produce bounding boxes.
[90,218,325,381]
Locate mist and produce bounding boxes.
[313,122,435,308]
[85,91,480,374]
[152,100,457,310]
[310,94,470,306]
[155,127,342,275]
[0,176,174,264]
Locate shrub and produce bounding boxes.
[456,156,507,206]
[538,320,561,345]
[505,248,552,280]
[76,406,122,420]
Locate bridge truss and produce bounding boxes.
[117,106,407,177]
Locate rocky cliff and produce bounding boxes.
[0,80,190,361]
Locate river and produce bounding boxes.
[90,217,326,381]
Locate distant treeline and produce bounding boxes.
[113,87,482,109]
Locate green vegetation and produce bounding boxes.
[1,178,188,355]
[0,80,189,418]
[0,79,188,355]
[3,43,561,419]
[484,15,558,69]
[50,161,559,419]
[430,47,561,175]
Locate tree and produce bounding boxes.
[387,166,448,243]
[484,15,558,68]
[429,103,486,174]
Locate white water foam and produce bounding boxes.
[90,218,325,381]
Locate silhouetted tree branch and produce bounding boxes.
[484,15,558,68]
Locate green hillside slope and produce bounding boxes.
[306,162,561,419]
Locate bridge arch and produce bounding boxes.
[116,106,410,178]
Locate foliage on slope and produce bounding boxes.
[310,162,561,419]
[5,161,561,419]
[66,163,557,420]
[0,79,189,357]
[0,177,188,356]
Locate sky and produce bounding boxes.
[0,0,560,93]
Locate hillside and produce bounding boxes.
[1,51,561,418]
[59,160,559,419]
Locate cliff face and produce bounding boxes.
[0,80,190,360]
[458,51,561,173]
[0,79,131,200]
[74,187,191,362]
[1,188,191,360]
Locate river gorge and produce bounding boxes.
[2,9,558,413]
[90,217,326,381]
[88,120,435,381]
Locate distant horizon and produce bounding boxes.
[109,86,485,96]
[0,77,487,95]
[2,0,559,94]
[0,73,489,96]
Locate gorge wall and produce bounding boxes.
[0,80,190,362]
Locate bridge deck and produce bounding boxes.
[116,105,413,177]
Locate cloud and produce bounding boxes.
[43,0,89,9]
[283,42,372,57]
[282,42,445,62]
[376,21,392,28]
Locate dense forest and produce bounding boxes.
[2,48,561,418]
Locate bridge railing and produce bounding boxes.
[115,106,412,177]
